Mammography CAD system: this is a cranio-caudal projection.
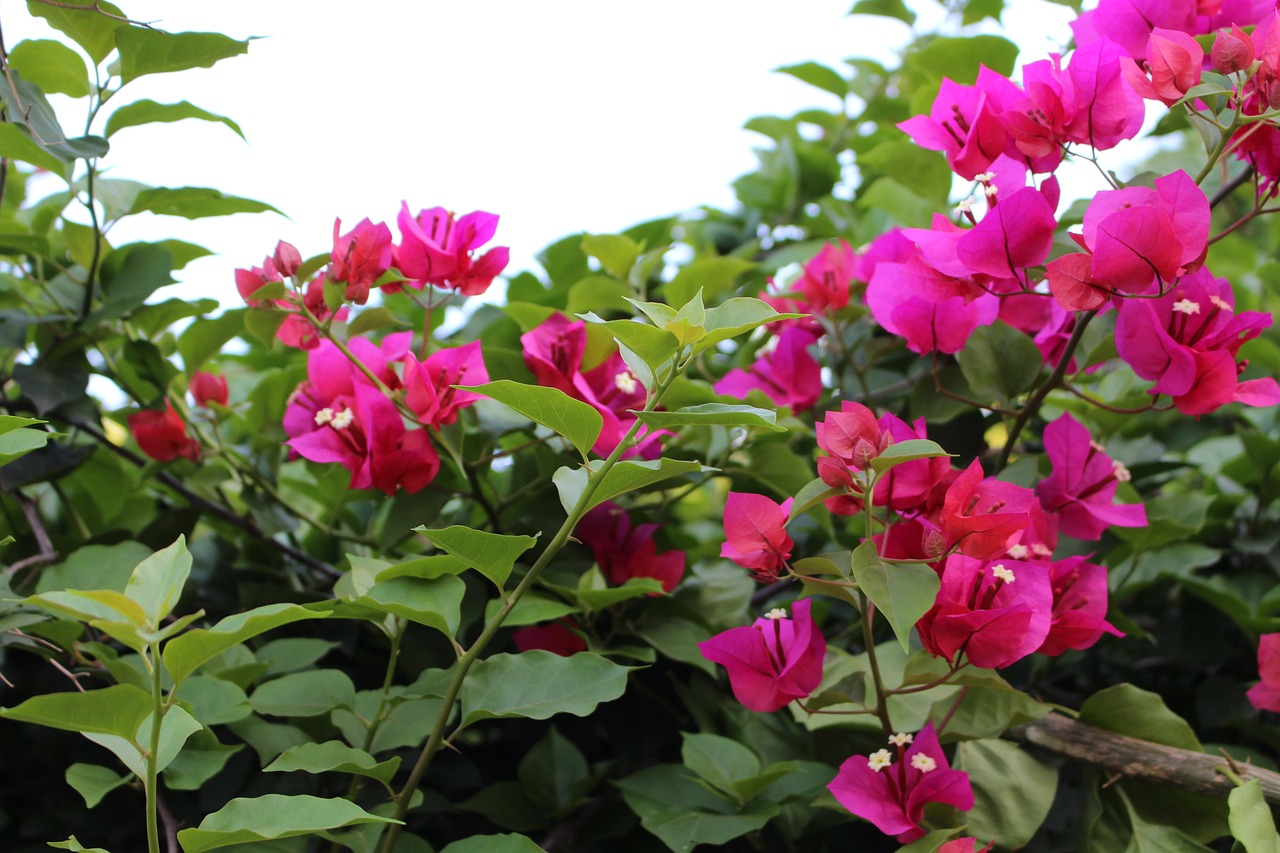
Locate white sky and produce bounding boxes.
[7,0,1077,309]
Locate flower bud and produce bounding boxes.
[189,371,229,408]
[128,403,199,462]
[1212,26,1255,75]
[273,240,302,278]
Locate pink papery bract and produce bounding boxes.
[697,598,825,712]
[394,203,510,296]
[721,492,794,583]
[575,501,685,594]
[1037,556,1124,656]
[1248,633,1280,712]
[1036,413,1147,540]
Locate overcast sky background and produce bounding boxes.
[8,1,1078,309]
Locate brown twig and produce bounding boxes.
[1007,713,1280,804]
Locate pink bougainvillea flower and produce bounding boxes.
[1063,37,1146,150]
[1213,24,1256,74]
[575,501,685,593]
[1122,28,1204,106]
[898,69,1013,179]
[1036,414,1147,540]
[721,492,794,583]
[394,203,510,296]
[828,723,974,843]
[1248,634,1280,712]
[513,620,587,657]
[128,403,199,462]
[234,261,282,307]
[866,257,1000,355]
[954,186,1057,281]
[403,341,489,428]
[189,371,229,408]
[872,412,952,513]
[939,460,1036,560]
[1071,0,1196,60]
[798,240,857,313]
[328,217,393,305]
[275,277,350,351]
[1037,556,1123,656]
[917,555,1054,669]
[939,840,994,853]
[698,598,825,712]
[816,401,882,470]
[272,240,302,279]
[520,313,653,457]
[715,325,823,414]
[1115,268,1280,415]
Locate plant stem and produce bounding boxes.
[378,366,681,851]
[145,643,164,853]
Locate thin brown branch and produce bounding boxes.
[1007,713,1280,804]
[1210,165,1255,207]
[27,0,156,27]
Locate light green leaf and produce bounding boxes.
[581,233,640,278]
[265,741,401,786]
[868,439,951,474]
[666,257,756,308]
[553,457,704,515]
[176,795,399,853]
[634,403,785,433]
[127,186,281,219]
[415,526,538,592]
[0,123,67,177]
[849,541,939,653]
[26,0,126,63]
[26,589,147,629]
[693,297,797,357]
[124,536,191,628]
[347,306,408,336]
[337,574,465,640]
[163,603,329,685]
[788,477,844,521]
[0,683,151,738]
[9,39,90,97]
[1229,780,1280,853]
[177,676,251,726]
[581,314,680,376]
[66,763,131,808]
[460,380,602,461]
[850,0,916,24]
[957,738,1058,848]
[248,670,357,718]
[105,99,244,139]
[48,837,113,853]
[859,140,950,203]
[616,763,777,852]
[0,423,49,466]
[459,651,630,727]
[681,733,760,798]
[116,28,249,83]
[775,61,847,98]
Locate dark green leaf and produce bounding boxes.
[634,403,785,432]
[248,670,357,717]
[517,728,590,813]
[265,741,400,786]
[459,651,630,727]
[127,186,280,219]
[163,603,329,684]
[27,0,126,64]
[176,795,398,853]
[1079,684,1202,751]
[460,380,602,461]
[681,732,760,798]
[414,526,538,592]
[957,321,1043,405]
[65,762,131,808]
[0,683,151,738]
[957,738,1058,848]
[438,835,545,853]
[96,243,175,320]
[347,306,407,336]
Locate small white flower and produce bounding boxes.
[868,749,893,772]
[1172,298,1201,315]
[314,407,334,426]
[330,408,355,430]
[888,732,914,747]
[974,171,995,183]
[1007,544,1029,560]
[953,196,975,216]
[1210,294,1230,310]
[910,753,937,773]
[984,184,999,198]
[992,564,1016,584]
[1089,439,1107,453]
[764,608,788,620]
[1112,459,1132,482]
[614,371,638,394]
[1032,543,1053,557]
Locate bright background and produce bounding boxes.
[8,1,1076,308]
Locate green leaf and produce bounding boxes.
[177,676,251,726]
[66,763,131,808]
[0,69,107,161]
[788,477,844,521]
[869,439,951,474]
[48,837,113,853]
[681,733,760,798]
[0,423,49,467]
[0,683,151,738]
[859,140,951,203]
[666,257,756,308]
[27,0,126,64]
[115,28,249,83]
[776,61,847,98]
[1079,684,1202,751]
[26,588,147,630]
[179,309,247,373]
[581,314,680,376]
[415,525,538,592]
[105,99,244,139]
[849,541,939,652]
[347,306,407,336]
[483,591,578,628]
[693,297,796,357]
[438,835,546,853]
[337,575,465,641]
[124,536,191,628]
[249,670,357,717]
[127,186,280,219]
[517,727,590,813]
[9,39,90,97]
[0,123,67,176]
[163,603,329,685]
[957,738,1058,848]
[1229,780,1280,853]
[957,321,1043,405]
[906,35,1020,82]
[95,242,176,320]
[459,651,630,727]
[553,457,704,515]
[850,0,916,24]
[634,403,785,433]
[581,233,640,278]
[176,795,399,853]
[163,728,241,791]
[265,741,400,786]
[460,380,602,461]
[616,763,777,852]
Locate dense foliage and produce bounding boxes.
[0,1,1279,851]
